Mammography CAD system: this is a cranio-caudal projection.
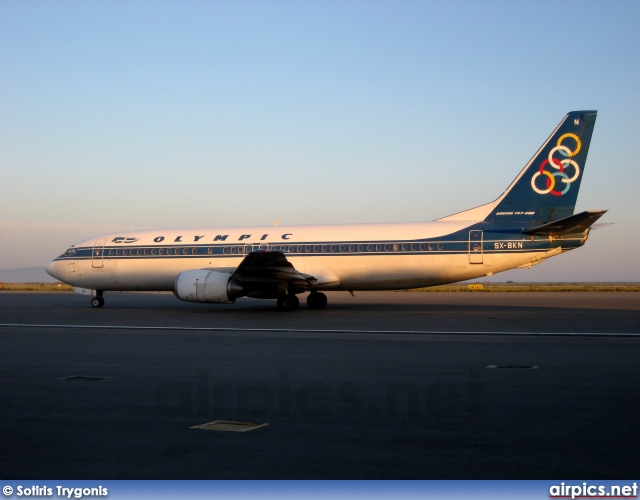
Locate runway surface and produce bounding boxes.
[1,291,638,478]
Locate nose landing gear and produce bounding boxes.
[90,291,105,308]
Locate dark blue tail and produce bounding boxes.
[486,110,597,225]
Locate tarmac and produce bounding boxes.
[0,291,638,479]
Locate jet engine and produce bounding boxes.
[174,270,244,303]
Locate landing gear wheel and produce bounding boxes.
[307,292,328,309]
[277,294,299,312]
[91,297,105,308]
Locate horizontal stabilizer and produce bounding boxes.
[523,210,607,236]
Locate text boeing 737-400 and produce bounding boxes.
[46,110,607,311]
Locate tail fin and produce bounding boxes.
[486,110,597,225]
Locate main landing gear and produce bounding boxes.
[90,291,105,308]
[276,294,299,312]
[307,291,327,310]
[276,292,328,312]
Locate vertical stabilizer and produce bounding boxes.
[486,110,597,225]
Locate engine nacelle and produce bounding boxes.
[174,270,244,303]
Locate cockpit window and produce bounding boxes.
[64,248,78,256]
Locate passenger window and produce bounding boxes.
[349,245,355,252]
[437,243,444,250]
[159,248,164,255]
[428,244,434,251]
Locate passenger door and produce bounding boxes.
[92,238,106,268]
[469,230,483,264]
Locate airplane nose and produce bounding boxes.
[46,260,62,281]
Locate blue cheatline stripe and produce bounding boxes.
[56,236,575,262]
[1,324,638,337]
[57,249,554,263]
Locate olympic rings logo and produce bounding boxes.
[531,133,582,196]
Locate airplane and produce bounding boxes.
[46,110,606,311]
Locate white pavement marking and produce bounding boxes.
[0,323,638,337]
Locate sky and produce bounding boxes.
[1,0,639,281]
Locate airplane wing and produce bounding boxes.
[523,210,607,237]
[231,250,319,291]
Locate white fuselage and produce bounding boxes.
[46,219,567,292]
